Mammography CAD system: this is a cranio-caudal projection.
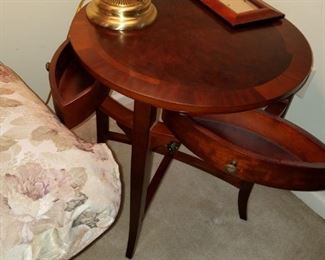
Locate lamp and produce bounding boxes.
[86,0,157,30]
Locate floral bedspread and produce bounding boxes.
[0,63,121,260]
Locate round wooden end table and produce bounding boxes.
[68,0,312,257]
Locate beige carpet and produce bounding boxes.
[73,116,325,260]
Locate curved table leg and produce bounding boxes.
[238,182,254,221]
[126,101,156,258]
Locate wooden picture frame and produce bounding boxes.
[200,0,285,26]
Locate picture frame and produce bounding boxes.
[200,0,285,26]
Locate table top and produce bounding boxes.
[69,0,312,114]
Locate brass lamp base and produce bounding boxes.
[86,0,157,30]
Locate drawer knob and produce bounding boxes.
[225,160,237,174]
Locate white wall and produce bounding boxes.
[1,0,324,218]
[0,0,82,99]
[268,0,325,219]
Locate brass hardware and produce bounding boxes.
[224,160,237,174]
[45,62,50,72]
[167,142,180,155]
[77,0,87,13]
[86,0,157,30]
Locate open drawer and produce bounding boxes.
[163,110,325,191]
[49,40,108,129]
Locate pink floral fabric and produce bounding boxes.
[0,63,121,260]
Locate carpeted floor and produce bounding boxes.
[73,116,325,260]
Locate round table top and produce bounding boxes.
[69,0,312,114]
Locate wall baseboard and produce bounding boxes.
[293,191,325,219]
[111,92,132,106]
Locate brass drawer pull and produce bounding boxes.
[225,160,237,175]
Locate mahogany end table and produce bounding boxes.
[67,0,312,257]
